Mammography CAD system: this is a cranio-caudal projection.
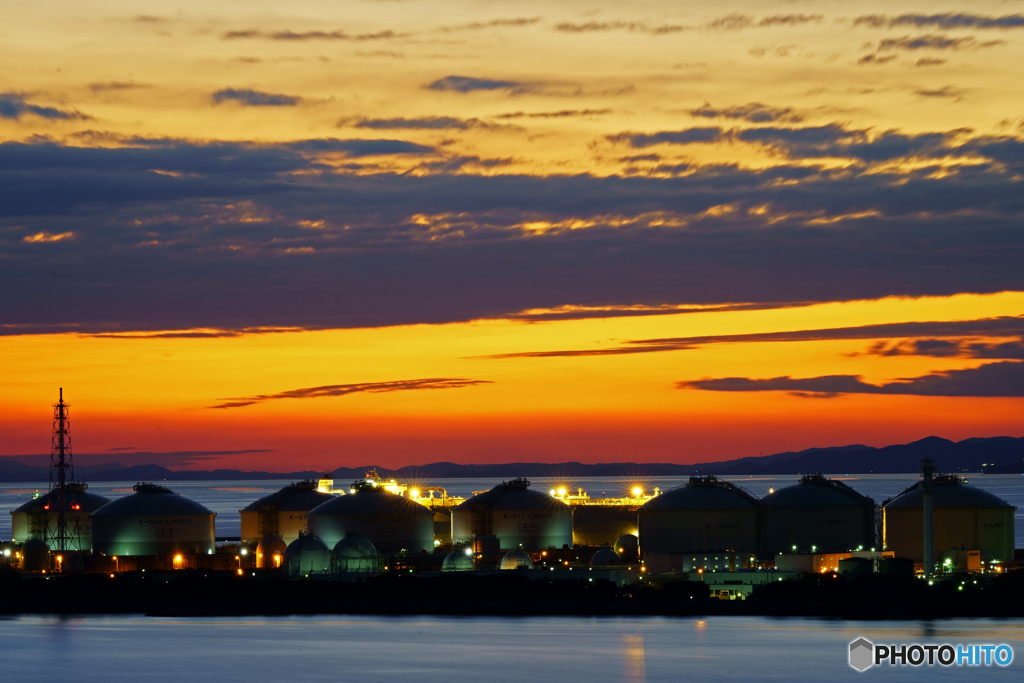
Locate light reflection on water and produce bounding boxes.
[0,615,1020,681]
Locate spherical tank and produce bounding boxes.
[255,536,287,569]
[305,485,434,553]
[284,534,330,577]
[638,476,761,555]
[239,481,337,544]
[90,483,216,556]
[451,478,572,550]
[764,474,876,553]
[614,534,639,562]
[332,535,379,573]
[571,505,639,547]
[442,547,475,572]
[883,476,1016,561]
[498,548,534,570]
[590,548,621,566]
[10,483,109,549]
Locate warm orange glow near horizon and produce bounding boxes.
[0,291,1021,470]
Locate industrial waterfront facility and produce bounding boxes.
[2,392,1021,599]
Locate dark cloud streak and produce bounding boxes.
[677,362,1024,398]
[210,378,493,409]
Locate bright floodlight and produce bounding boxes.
[410,489,419,498]
[240,548,248,556]
[464,548,473,556]
[549,489,556,496]
[632,487,643,497]
[557,487,567,497]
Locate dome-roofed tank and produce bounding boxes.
[255,536,287,569]
[306,481,434,553]
[10,483,109,549]
[765,473,876,553]
[639,476,761,555]
[284,533,330,577]
[883,475,1016,562]
[498,548,534,570]
[614,534,639,562]
[442,546,476,572]
[451,478,572,550]
[21,538,50,571]
[90,483,216,556]
[240,480,336,545]
[590,548,621,566]
[332,535,380,573]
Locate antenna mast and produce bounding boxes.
[47,387,80,566]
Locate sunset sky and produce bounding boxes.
[2,1,1023,471]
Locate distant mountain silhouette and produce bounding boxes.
[1,436,1021,482]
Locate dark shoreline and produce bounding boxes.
[3,570,1023,620]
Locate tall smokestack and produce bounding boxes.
[920,458,935,577]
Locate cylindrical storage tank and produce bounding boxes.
[21,538,50,571]
[764,474,876,553]
[639,476,761,555]
[90,483,216,556]
[239,481,337,544]
[255,536,287,569]
[571,505,639,547]
[883,476,1016,562]
[284,534,330,577]
[433,509,452,545]
[306,485,434,553]
[332,535,379,573]
[451,478,572,550]
[10,483,110,548]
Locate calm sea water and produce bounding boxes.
[0,614,1020,681]
[3,474,1023,545]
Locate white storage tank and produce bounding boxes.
[638,476,761,555]
[764,474,876,553]
[306,482,434,553]
[883,475,1016,562]
[451,478,572,550]
[10,483,109,549]
[239,481,336,544]
[90,483,216,556]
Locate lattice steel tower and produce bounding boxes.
[46,387,82,568]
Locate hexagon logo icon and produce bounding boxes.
[849,638,874,672]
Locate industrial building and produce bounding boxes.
[306,480,435,553]
[764,473,876,554]
[883,474,1016,562]
[9,483,109,548]
[239,480,336,545]
[451,478,572,550]
[90,483,217,557]
[638,476,761,555]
